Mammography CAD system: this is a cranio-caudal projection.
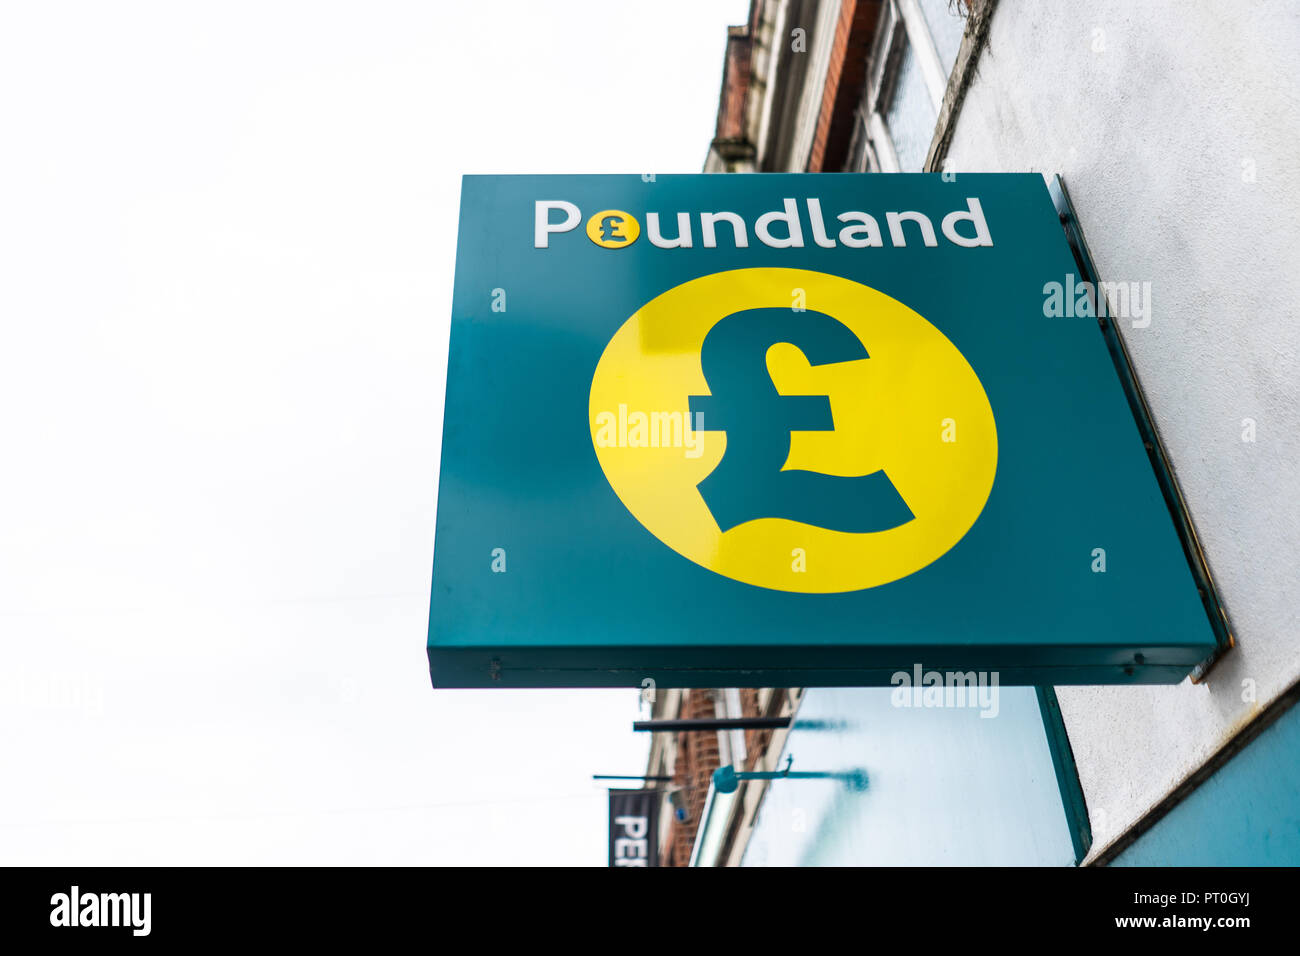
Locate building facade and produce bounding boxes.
[640,0,1300,866]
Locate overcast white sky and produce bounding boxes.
[0,0,749,865]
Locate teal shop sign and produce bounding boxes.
[428,173,1224,688]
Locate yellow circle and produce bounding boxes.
[588,267,998,593]
[586,210,640,249]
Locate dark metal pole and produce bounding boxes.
[592,774,674,781]
[631,717,791,733]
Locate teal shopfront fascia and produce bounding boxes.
[727,682,1300,866]
[735,687,1084,866]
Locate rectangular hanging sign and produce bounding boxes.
[428,173,1221,687]
[608,789,660,867]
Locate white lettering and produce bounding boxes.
[755,198,805,248]
[534,200,581,248]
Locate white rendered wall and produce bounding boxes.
[941,0,1300,860]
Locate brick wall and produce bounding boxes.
[807,0,881,172]
[740,688,774,771]
[659,689,721,866]
[657,688,782,865]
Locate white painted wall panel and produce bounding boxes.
[941,0,1300,859]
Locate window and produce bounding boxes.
[886,40,937,172]
[847,0,968,172]
[916,0,968,76]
